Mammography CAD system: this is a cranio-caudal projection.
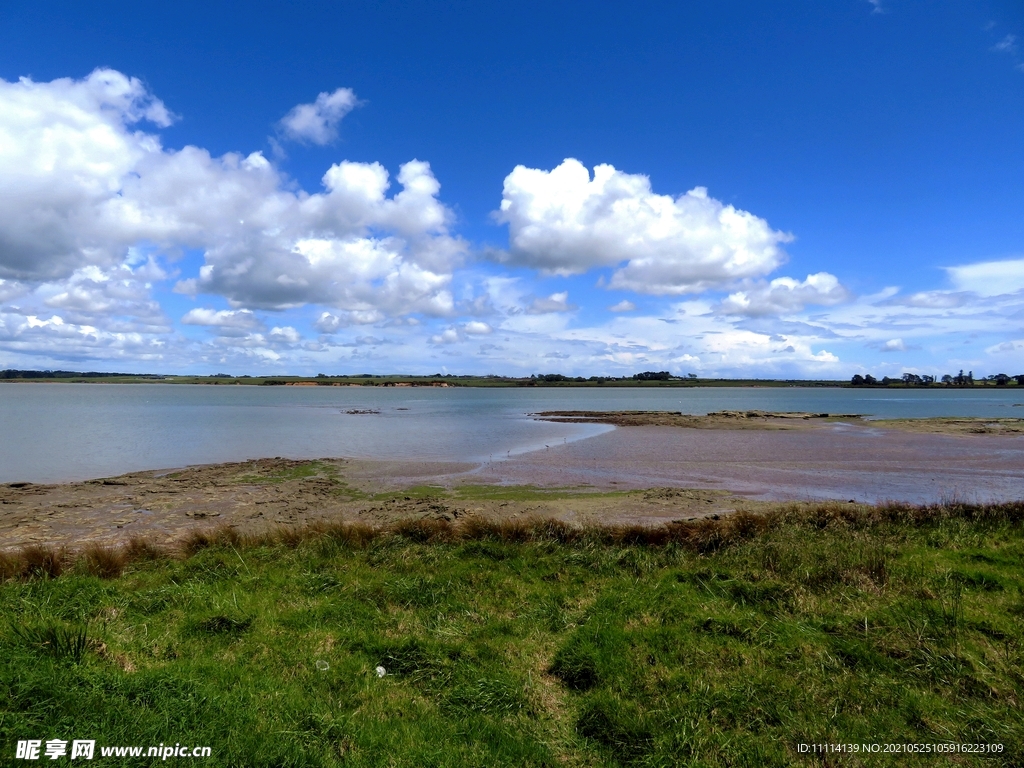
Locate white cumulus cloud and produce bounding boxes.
[0,69,465,324]
[313,309,385,333]
[882,338,906,352]
[430,328,460,345]
[277,88,358,145]
[269,326,302,344]
[527,291,576,314]
[0,69,172,280]
[181,308,261,329]
[718,272,850,317]
[495,158,791,294]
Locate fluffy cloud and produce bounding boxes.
[428,321,493,345]
[718,272,850,317]
[430,328,460,345]
[140,153,463,313]
[269,326,302,344]
[0,69,172,280]
[313,309,385,333]
[527,291,576,314]
[495,158,791,294]
[0,70,464,321]
[609,300,635,312]
[181,308,261,330]
[277,88,358,145]
[0,307,170,365]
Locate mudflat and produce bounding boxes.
[475,414,1024,504]
[4,413,1023,552]
[0,457,760,552]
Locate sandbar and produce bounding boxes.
[534,409,1024,435]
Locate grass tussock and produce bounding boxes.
[179,524,243,556]
[123,536,166,562]
[10,621,90,663]
[80,544,128,579]
[18,544,66,579]
[0,550,23,581]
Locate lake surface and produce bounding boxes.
[1,384,1022,483]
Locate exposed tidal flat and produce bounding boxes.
[2,386,1024,552]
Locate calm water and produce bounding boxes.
[1,384,1022,483]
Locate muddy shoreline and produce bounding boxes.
[0,456,766,552]
[4,415,1024,552]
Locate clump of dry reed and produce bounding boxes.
[80,544,129,579]
[180,525,242,556]
[300,519,378,548]
[123,536,166,562]
[21,544,67,578]
[0,549,25,581]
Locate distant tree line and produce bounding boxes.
[531,373,588,382]
[528,371,680,383]
[851,370,1024,387]
[633,371,673,381]
[0,369,152,379]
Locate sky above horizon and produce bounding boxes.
[1,0,1023,378]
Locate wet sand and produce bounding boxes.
[477,420,1024,504]
[3,418,1023,551]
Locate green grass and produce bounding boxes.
[1,505,1022,766]
[372,483,628,503]
[234,460,336,484]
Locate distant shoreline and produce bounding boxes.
[2,370,1022,389]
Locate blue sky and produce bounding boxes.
[1,0,1023,377]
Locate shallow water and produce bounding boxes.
[1,383,1021,483]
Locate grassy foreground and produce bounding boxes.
[1,503,1022,766]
